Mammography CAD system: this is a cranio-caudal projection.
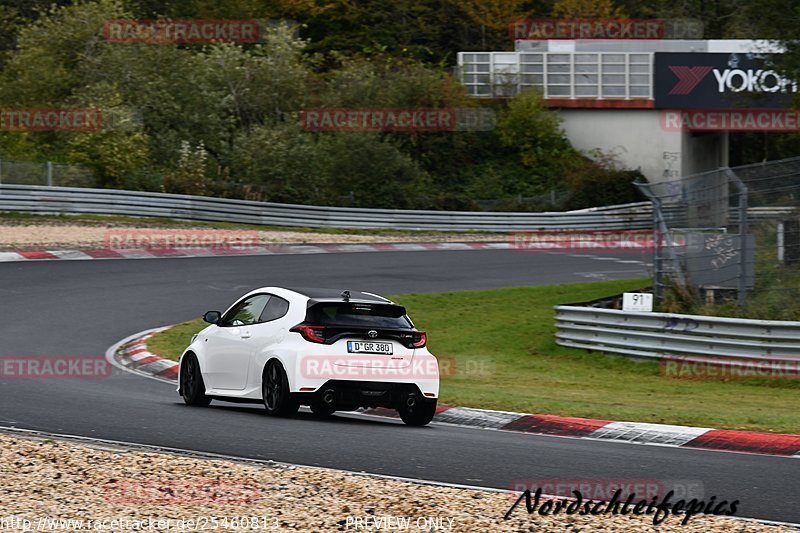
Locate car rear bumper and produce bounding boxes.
[288,351,440,398]
[293,380,437,410]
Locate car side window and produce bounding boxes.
[219,295,271,327]
[259,295,290,323]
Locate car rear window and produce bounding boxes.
[260,295,290,322]
[307,302,412,328]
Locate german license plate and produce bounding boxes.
[347,341,393,354]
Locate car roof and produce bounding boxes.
[284,287,392,303]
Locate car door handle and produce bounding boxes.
[241,331,251,339]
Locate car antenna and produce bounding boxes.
[341,290,350,301]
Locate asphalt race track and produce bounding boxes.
[1,249,798,524]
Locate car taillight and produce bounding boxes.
[411,331,427,348]
[291,324,326,344]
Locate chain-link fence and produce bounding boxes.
[636,156,800,317]
[0,160,96,188]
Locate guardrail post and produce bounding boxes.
[738,182,749,308]
[650,196,663,302]
[47,161,53,187]
[635,180,667,302]
[727,168,749,308]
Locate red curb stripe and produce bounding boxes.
[316,244,345,252]
[502,414,613,437]
[18,251,59,260]
[372,244,397,251]
[130,355,160,368]
[157,365,179,379]
[125,346,147,355]
[83,249,123,259]
[684,429,800,456]
[145,248,187,256]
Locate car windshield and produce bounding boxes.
[306,302,412,329]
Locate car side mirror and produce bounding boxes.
[203,311,221,324]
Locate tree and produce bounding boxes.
[162,141,208,195]
[315,133,433,208]
[496,88,575,172]
[232,122,325,204]
[0,0,128,107]
[455,0,530,31]
[66,82,150,188]
[552,0,626,18]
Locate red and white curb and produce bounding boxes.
[110,328,178,383]
[110,330,800,459]
[0,242,511,263]
[363,407,800,458]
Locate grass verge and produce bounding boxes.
[147,279,800,433]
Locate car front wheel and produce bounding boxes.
[180,354,212,406]
[262,360,299,417]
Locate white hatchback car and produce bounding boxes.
[178,287,440,426]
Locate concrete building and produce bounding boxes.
[458,40,784,182]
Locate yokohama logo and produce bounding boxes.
[668,66,712,95]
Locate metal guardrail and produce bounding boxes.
[555,305,800,362]
[0,185,653,232]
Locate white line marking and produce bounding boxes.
[49,250,93,260]
[114,249,155,258]
[592,421,712,446]
[126,351,154,362]
[0,252,24,262]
